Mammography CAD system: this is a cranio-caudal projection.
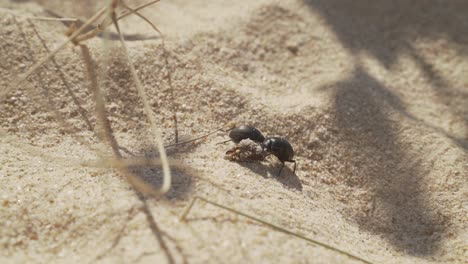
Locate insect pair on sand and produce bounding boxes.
[2,2,372,262]
[170,124,297,176]
[222,125,297,176]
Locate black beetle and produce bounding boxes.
[262,137,296,175]
[227,125,265,143]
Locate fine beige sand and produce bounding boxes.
[1,0,467,263]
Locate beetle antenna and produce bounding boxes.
[164,123,233,148]
[215,139,232,145]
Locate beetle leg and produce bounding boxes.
[288,160,297,173]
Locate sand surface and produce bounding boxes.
[0,0,467,263]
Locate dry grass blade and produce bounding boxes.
[109,4,171,194]
[8,16,103,155]
[0,131,178,170]
[120,2,162,36]
[81,32,162,197]
[119,1,182,145]
[117,0,161,20]
[1,6,108,101]
[25,16,79,22]
[181,196,374,264]
[1,1,162,102]
[74,0,162,43]
[80,44,120,156]
[164,124,233,148]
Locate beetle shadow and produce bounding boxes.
[237,161,303,191]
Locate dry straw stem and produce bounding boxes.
[79,14,167,197]
[181,196,374,264]
[1,127,185,176]
[82,39,162,197]
[164,123,235,148]
[110,1,171,194]
[120,2,162,36]
[1,5,107,101]
[0,0,161,102]
[9,16,104,156]
[5,0,171,197]
[25,16,79,22]
[119,1,181,146]
[74,0,161,43]
[0,130,176,170]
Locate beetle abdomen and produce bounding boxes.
[229,125,265,143]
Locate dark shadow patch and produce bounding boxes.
[404,46,468,149]
[303,0,468,67]
[237,160,303,191]
[329,66,446,256]
[128,146,195,200]
[304,0,468,150]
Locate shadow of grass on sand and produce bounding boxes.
[330,66,446,256]
[304,0,468,150]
